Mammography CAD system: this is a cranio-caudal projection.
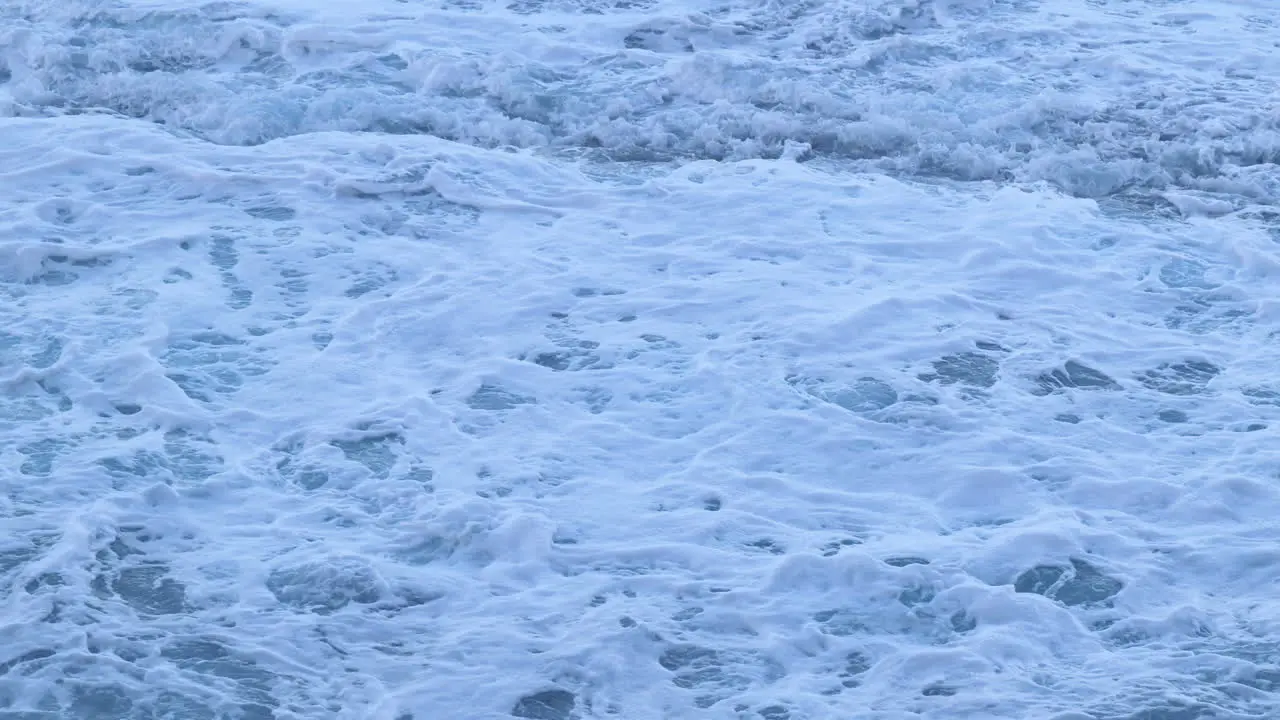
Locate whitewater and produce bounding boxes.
[1,0,1279,718]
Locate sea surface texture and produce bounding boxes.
[2,0,1279,718]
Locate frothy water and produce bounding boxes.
[2,1,1279,719]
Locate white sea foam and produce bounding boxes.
[1,1,1279,719]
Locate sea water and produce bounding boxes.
[1,0,1279,718]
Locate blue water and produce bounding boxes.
[2,1,1279,718]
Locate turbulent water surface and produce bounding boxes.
[2,0,1280,718]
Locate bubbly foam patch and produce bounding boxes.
[1,0,1279,718]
